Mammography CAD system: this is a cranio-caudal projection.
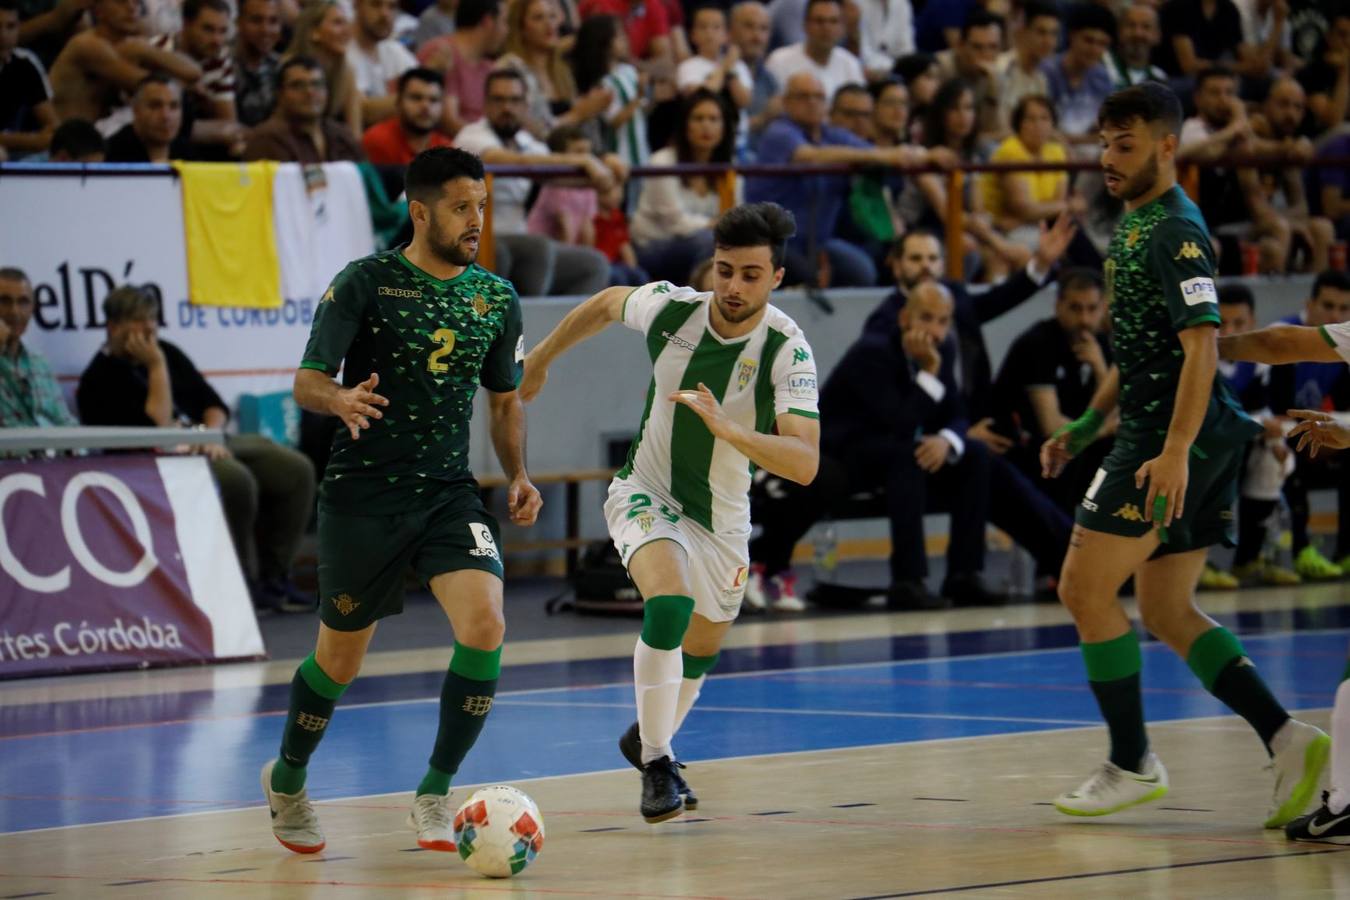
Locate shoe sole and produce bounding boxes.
[1288,832,1350,845]
[619,726,699,810]
[260,761,325,854]
[405,812,457,852]
[642,802,684,824]
[1265,734,1332,829]
[1053,783,1168,817]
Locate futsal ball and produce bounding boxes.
[453,785,545,878]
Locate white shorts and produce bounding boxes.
[603,477,750,623]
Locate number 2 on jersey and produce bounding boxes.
[427,328,457,373]
[626,493,679,523]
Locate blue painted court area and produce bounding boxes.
[1,627,1346,834]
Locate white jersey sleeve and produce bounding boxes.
[621,281,707,334]
[1321,322,1350,364]
[771,331,820,419]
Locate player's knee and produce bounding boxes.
[457,606,506,651]
[641,594,695,650]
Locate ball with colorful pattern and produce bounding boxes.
[453,785,545,878]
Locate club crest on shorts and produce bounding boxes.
[331,593,359,616]
[634,512,656,534]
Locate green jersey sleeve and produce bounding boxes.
[480,284,524,392]
[1149,216,1221,331]
[300,265,368,374]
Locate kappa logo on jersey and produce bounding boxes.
[321,285,335,303]
[1180,276,1218,306]
[378,286,422,298]
[737,358,758,390]
[662,331,698,351]
[1112,503,1147,522]
[515,335,525,363]
[788,374,817,399]
[792,348,811,364]
[651,282,673,294]
[467,523,500,561]
[1174,242,1204,261]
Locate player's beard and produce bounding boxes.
[427,213,478,267]
[1107,150,1160,203]
[714,293,764,324]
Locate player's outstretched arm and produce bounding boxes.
[1218,324,1343,365]
[519,285,631,402]
[486,388,542,526]
[1288,410,1350,457]
[293,368,389,441]
[671,383,820,484]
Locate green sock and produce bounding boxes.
[272,653,349,794]
[1187,627,1289,752]
[1082,632,1149,772]
[419,641,502,796]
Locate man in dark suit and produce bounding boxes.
[750,281,999,609]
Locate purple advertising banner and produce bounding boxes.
[0,456,218,676]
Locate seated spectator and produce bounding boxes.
[1250,77,1334,272]
[852,0,915,81]
[934,9,1004,140]
[362,67,452,163]
[631,88,737,283]
[593,179,648,283]
[151,0,246,158]
[577,0,673,65]
[412,0,458,50]
[454,69,612,296]
[1268,271,1350,579]
[1314,127,1350,242]
[243,55,365,161]
[829,81,873,140]
[347,0,417,129]
[730,1,779,155]
[1234,0,1300,75]
[0,267,76,427]
[76,285,316,613]
[1157,0,1245,77]
[994,0,1058,133]
[993,267,1113,513]
[1108,3,1168,87]
[1296,4,1350,134]
[749,281,1006,611]
[105,73,190,162]
[870,77,909,148]
[286,0,362,138]
[981,95,1075,244]
[747,71,934,287]
[678,5,751,151]
[1,0,57,158]
[235,0,285,128]
[1039,3,1115,153]
[1217,284,1301,586]
[16,0,89,68]
[1180,66,1288,273]
[418,0,507,134]
[49,0,201,131]
[892,50,939,142]
[765,0,864,104]
[48,118,106,161]
[573,14,649,167]
[496,0,611,141]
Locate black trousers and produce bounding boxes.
[1283,448,1350,557]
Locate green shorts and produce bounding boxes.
[1075,439,1241,556]
[316,483,503,631]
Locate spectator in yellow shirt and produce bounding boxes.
[981,95,1080,246]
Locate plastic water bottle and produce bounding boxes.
[812,523,839,574]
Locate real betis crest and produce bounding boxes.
[1126,226,1140,248]
[737,358,757,390]
[472,293,489,316]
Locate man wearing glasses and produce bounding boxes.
[243,55,364,163]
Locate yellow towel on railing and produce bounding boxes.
[174,161,283,308]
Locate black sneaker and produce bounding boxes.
[640,756,684,823]
[620,723,698,809]
[1285,792,1350,844]
[886,580,948,611]
[260,578,316,614]
[941,574,1007,608]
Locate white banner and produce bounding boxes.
[0,166,373,412]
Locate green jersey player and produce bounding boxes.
[262,147,543,854]
[1040,83,1328,824]
[521,203,821,823]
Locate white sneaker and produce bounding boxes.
[1265,719,1332,828]
[408,792,456,851]
[743,564,769,611]
[770,572,806,612]
[261,759,326,854]
[1053,752,1169,817]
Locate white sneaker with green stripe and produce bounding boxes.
[1053,752,1169,817]
[1265,719,1331,828]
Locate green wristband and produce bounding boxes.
[1053,408,1105,455]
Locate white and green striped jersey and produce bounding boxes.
[1321,321,1350,363]
[616,281,820,535]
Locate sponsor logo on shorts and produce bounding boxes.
[468,523,501,561]
[662,331,698,352]
[462,696,494,716]
[732,566,748,588]
[1112,503,1147,522]
[737,358,757,390]
[515,335,525,363]
[377,286,422,298]
[1180,276,1217,306]
[331,593,360,616]
[1081,499,1099,512]
[1174,242,1204,260]
[788,374,817,400]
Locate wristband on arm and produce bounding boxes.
[1052,408,1105,456]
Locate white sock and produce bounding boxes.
[633,638,682,765]
[1328,679,1350,814]
[672,675,706,736]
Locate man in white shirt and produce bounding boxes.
[347,0,417,128]
[764,0,863,103]
[995,1,1058,133]
[854,0,914,79]
[454,69,612,296]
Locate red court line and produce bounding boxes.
[57,368,297,382]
